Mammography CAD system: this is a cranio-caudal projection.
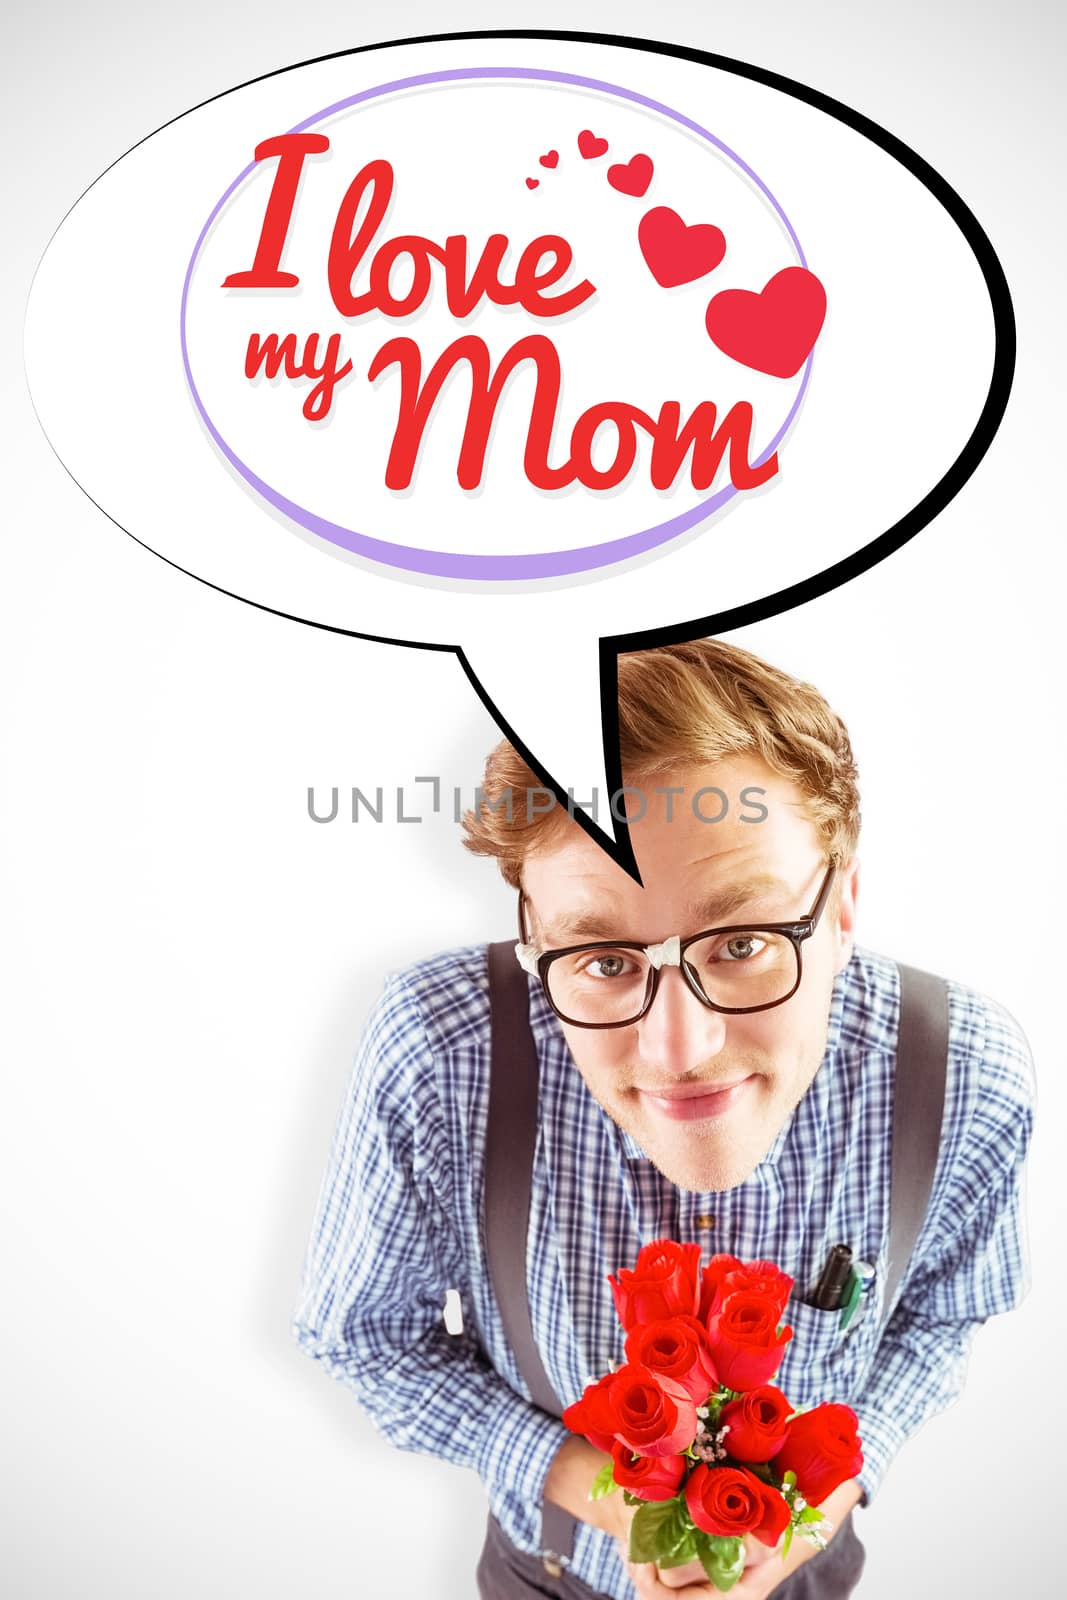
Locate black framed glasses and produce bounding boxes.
[515,861,837,1028]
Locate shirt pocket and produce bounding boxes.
[776,1291,882,1409]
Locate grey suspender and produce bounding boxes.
[884,963,950,1322]
[483,943,949,1569]
[485,939,577,1570]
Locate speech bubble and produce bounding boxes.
[25,30,1013,879]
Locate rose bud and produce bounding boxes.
[610,1439,687,1502]
[624,1314,718,1405]
[604,1363,698,1457]
[609,1240,702,1330]
[697,1254,743,1323]
[719,1386,792,1462]
[775,1404,864,1506]
[706,1291,793,1391]
[685,1464,791,1546]
[721,1261,794,1316]
[562,1371,620,1453]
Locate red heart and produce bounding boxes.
[539,150,559,169]
[639,207,726,287]
[578,129,608,159]
[705,267,827,378]
[526,177,539,190]
[607,153,653,197]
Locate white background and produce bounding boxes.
[3,2,1063,1596]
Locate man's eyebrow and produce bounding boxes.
[538,875,794,945]
[685,875,795,927]
[541,910,621,944]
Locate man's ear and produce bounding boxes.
[833,857,859,974]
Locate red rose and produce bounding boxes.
[610,1240,702,1330]
[562,1371,620,1453]
[719,1386,792,1463]
[685,1465,791,1547]
[706,1291,793,1391]
[700,1257,793,1321]
[610,1439,687,1502]
[698,1254,743,1323]
[623,1315,718,1406]
[775,1404,864,1506]
[604,1363,698,1457]
[723,1261,794,1314]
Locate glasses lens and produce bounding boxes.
[683,931,799,1009]
[546,947,652,1025]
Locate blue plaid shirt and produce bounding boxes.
[292,943,1033,1598]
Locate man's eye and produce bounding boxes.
[584,952,634,979]
[719,934,767,961]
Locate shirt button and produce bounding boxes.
[543,1556,563,1577]
[695,1213,716,1231]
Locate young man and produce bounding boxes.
[292,639,1033,1600]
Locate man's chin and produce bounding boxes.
[624,1106,779,1192]
[641,1138,767,1194]
[612,1076,778,1191]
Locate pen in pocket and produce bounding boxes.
[839,1260,876,1330]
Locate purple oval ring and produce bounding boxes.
[180,66,813,581]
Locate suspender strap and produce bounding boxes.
[485,941,576,1565]
[885,963,950,1327]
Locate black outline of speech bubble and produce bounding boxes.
[26,29,1015,885]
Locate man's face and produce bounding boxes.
[521,757,858,1193]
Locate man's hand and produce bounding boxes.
[615,1479,863,1599]
[617,1530,773,1598]
[544,1440,862,1600]
[623,1556,716,1598]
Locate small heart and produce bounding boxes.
[705,267,827,378]
[539,150,559,169]
[526,177,539,190]
[639,207,726,287]
[578,129,609,159]
[607,153,653,198]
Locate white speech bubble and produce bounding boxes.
[24,32,1013,877]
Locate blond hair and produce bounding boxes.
[462,638,860,887]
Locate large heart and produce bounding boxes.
[607,153,654,197]
[705,267,827,378]
[639,206,726,287]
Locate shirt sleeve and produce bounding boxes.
[853,989,1035,1503]
[290,970,572,1549]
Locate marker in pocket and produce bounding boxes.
[839,1260,876,1330]
[810,1243,854,1310]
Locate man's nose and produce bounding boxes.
[636,966,728,1073]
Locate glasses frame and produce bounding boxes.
[517,860,838,1029]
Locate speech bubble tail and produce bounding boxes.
[458,639,642,883]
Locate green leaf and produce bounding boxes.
[589,1460,618,1501]
[629,1500,687,1564]
[693,1531,746,1592]
[782,1470,797,1491]
[656,1530,699,1569]
[799,1506,824,1524]
[783,1524,795,1560]
[622,1490,642,1507]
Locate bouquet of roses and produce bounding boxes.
[562,1240,863,1592]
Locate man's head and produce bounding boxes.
[463,640,861,1193]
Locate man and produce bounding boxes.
[292,638,1033,1599]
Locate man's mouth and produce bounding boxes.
[637,1076,756,1122]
